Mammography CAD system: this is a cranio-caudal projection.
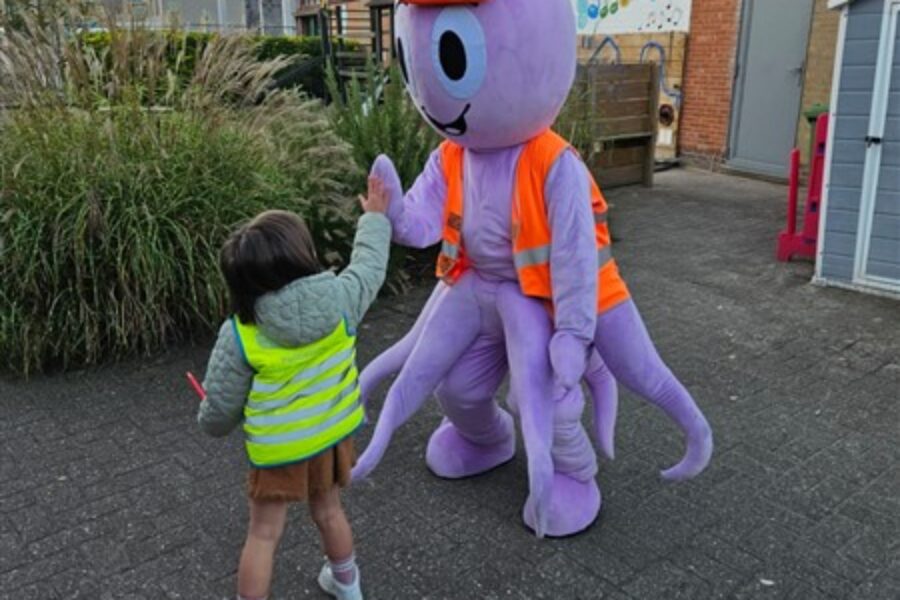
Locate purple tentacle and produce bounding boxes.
[352,277,482,481]
[359,283,448,405]
[595,300,713,481]
[583,351,618,461]
[520,402,554,538]
[498,284,555,538]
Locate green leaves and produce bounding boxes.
[324,60,441,293]
[326,60,439,190]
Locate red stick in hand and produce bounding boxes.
[186,371,207,401]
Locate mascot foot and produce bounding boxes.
[523,473,601,538]
[426,418,516,479]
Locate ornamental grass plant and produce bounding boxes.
[0,6,359,374]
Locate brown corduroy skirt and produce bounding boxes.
[247,437,356,503]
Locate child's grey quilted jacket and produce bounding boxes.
[197,213,392,437]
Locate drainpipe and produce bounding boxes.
[281,0,294,34]
[258,0,264,34]
[217,0,226,32]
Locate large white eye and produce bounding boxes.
[431,7,487,100]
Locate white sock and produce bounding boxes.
[330,554,358,586]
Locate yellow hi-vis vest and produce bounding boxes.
[233,317,364,469]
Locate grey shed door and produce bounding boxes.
[861,4,900,286]
[729,0,815,177]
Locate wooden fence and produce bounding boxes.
[572,63,660,188]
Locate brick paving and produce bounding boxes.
[1,169,899,599]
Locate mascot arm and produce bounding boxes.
[546,151,598,389]
[370,151,447,249]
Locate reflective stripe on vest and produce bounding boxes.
[234,317,364,468]
[441,240,460,260]
[436,130,631,313]
[514,245,613,271]
[250,346,355,395]
[246,363,356,411]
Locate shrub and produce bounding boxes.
[556,70,598,164]
[255,35,324,61]
[0,9,359,374]
[325,61,441,289]
[326,61,439,190]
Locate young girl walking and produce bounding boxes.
[197,178,392,600]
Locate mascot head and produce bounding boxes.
[395,0,577,151]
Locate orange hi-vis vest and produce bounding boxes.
[435,129,631,314]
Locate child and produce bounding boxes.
[197,177,392,600]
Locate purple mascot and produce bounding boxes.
[352,0,714,537]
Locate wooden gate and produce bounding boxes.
[318,0,395,91]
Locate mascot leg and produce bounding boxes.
[541,385,601,537]
[497,285,600,538]
[427,327,515,479]
[352,276,482,481]
[595,300,713,480]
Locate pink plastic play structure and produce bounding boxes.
[777,113,829,262]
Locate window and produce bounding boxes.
[297,14,318,36]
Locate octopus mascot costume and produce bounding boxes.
[352,0,714,538]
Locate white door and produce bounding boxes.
[855,1,900,292]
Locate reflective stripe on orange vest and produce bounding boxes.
[435,130,630,314]
[441,240,460,260]
[515,245,613,271]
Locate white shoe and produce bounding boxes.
[318,563,363,600]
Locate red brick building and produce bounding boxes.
[679,0,840,174]
[679,0,743,165]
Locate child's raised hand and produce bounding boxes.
[359,176,390,214]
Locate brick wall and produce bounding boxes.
[679,0,743,164]
[796,0,840,166]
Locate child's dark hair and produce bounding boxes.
[220,210,322,324]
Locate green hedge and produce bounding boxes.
[255,35,324,61]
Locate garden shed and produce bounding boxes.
[817,0,900,298]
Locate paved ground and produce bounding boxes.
[2,169,899,600]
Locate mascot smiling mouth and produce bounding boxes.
[424,104,471,136]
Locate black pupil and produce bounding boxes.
[439,31,467,81]
[397,38,410,84]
